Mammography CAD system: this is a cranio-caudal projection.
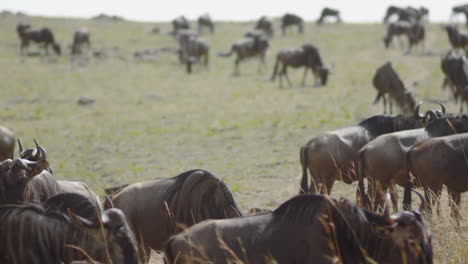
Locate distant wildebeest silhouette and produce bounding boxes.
[198,13,214,34]
[384,21,425,54]
[217,30,269,75]
[452,4,468,26]
[441,50,468,112]
[383,6,428,24]
[373,62,416,114]
[270,43,329,87]
[444,25,468,52]
[172,16,190,34]
[16,22,61,55]
[281,13,304,35]
[317,7,342,25]
[71,27,91,55]
[177,30,209,74]
[255,16,274,37]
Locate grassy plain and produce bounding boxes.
[0,13,466,263]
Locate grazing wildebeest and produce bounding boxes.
[316,7,342,25]
[384,21,425,54]
[452,4,468,26]
[281,13,304,35]
[172,16,190,34]
[106,169,242,263]
[270,43,329,87]
[373,61,416,114]
[444,25,468,52]
[3,140,102,209]
[383,6,427,24]
[0,126,15,161]
[197,14,214,35]
[176,31,209,74]
[16,22,61,55]
[0,204,138,264]
[217,32,269,75]
[164,193,432,264]
[255,16,274,37]
[359,114,468,213]
[404,133,468,222]
[71,27,91,55]
[440,49,468,112]
[300,104,427,195]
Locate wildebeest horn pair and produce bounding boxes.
[17,138,47,160]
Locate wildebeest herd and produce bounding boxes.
[1,4,468,264]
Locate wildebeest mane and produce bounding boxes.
[358,114,421,137]
[42,192,99,221]
[272,194,326,224]
[161,169,242,230]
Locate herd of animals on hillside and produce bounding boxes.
[1,3,468,264]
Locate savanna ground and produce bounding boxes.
[0,13,466,263]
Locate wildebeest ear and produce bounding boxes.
[67,208,97,228]
[371,224,394,237]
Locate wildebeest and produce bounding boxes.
[164,193,432,264]
[106,169,242,263]
[71,27,91,55]
[176,31,209,74]
[197,14,214,35]
[358,114,468,212]
[217,32,269,75]
[281,13,304,35]
[444,25,468,52]
[373,61,416,114]
[452,4,468,26]
[16,22,61,55]
[270,43,329,87]
[440,49,468,112]
[0,203,138,264]
[316,7,342,25]
[255,16,274,37]
[172,16,190,34]
[300,105,427,195]
[0,126,15,161]
[384,21,425,54]
[42,192,100,220]
[404,133,468,222]
[383,6,428,24]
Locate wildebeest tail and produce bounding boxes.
[403,150,414,210]
[357,150,371,209]
[270,54,280,81]
[299,145,309,194]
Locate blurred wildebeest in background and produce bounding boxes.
[452,4,468,26]
[105,169,242,263]
[281,13,304,35]
[270,43,329,87]
[444,25,468,53]
[197,13,214,35]
[172,16,190,35]
[0,203,138,264]
[404,133,468,223]
[217,30,269,75]
[300,104,426,195]
[0,126,15,161]
[71,27,91,55]
[164,193,432,264]
[373,61,416,114]
[383,6,428,24]
[316,7,342,25]
[384,21,425,54]
[255,16,274,37]
[176,30,209,73]
[440,49,468,112]
[16,22,61,55]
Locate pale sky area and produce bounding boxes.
[2,0,468,22]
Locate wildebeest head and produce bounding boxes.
[52,43,61,55]
[425,114,468,137]
[17,139,53,174]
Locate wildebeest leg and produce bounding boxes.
[382,95,387,114]
[234,57,240,76]
[311,174,334,194]
[447,187,461,225]
[301,67,308,86]
[282,66,292,87]
[257,54,266,74]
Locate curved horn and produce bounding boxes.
[438,102,446,114]
[17,138,24,155]
[414,101,424,118]
[411,189,426,213]
[105,195,115,209]
[383,193,392,219]
[34,139,47,160]
[33,139,41,160]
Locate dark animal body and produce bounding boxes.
[373,61,416,114]
[176,30,209,74]
[383,6,428,24]
[0,204,138,264]
[300,110,426,195]
[444,25,468,52]
[197,14,214,34]
[172,16,190,34]
[440,50,468,112]
[217,32,269,75]
[106,169,242,263]
[0,126,15,161]
[281,13,304,35]
[359,114,468,212]
[404,133,468,222]
[317,7,342,25]
[164,194,432,264]
[384,21,425,54]
[452,4,468,26]
[270,43,329,87]
[16,22,61,55]
[255,16,274,37]
[71,27,91,55]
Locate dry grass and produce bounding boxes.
[0,13,466,263]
